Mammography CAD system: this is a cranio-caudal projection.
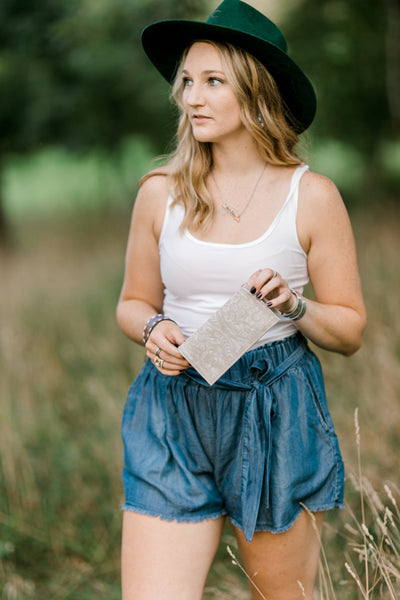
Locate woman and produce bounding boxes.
[117,1,366,598]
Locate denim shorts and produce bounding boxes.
[121,332,344,542]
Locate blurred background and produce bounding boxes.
[1,0,399,598]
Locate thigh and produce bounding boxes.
[233,510,324,600]
[121,511,225,600]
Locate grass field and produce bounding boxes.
[1,173,399,598]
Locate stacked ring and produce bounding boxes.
[155,347,162,358]
[153,357,165,369]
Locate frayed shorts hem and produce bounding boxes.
[121,500,345,538]
[230,501,345,537]
[122,502,227,524]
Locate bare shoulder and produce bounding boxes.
[138,165,170,197]
[132,166,171,237]
[297,170,352,251]
[138,164,170,188]
[300,170,344,209]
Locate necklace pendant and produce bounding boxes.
[223,203,240,222]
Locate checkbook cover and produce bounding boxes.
[178,284,280,385]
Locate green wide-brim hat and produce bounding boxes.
[141,0,317,132]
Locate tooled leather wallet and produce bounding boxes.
[178,283,280,385]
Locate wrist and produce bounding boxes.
[285,289,298,314]
[282,289,307,321]
[142,314,176,344]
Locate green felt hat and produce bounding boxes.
[141,0,316,132]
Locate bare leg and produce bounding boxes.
[121,511,225,600]
[233,510,324,600]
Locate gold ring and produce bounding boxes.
[153,357,165,369]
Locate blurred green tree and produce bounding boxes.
[283,0,400,192]
[0,0,208,246]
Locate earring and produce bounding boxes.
[257,111,265,128]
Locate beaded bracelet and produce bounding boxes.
[142,314,176,345]
[283,289,307,321]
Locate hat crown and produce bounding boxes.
[206,0,287,53]
[141,0,316,131]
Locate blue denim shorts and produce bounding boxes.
[121,332,344,542]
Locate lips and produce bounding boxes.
[192,114,211,123]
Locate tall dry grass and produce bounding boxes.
[0,203,399,599]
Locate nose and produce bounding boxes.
[185,81,205,107]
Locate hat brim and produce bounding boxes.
[141,20,316,132]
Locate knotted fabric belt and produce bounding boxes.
[184,336,308,541]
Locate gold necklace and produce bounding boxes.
[211,162,267,223]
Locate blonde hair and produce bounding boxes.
[143,41,303,230]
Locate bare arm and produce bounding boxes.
[116,173,189,375]
[248,172,366,355]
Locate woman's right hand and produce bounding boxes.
[146,320,190,376]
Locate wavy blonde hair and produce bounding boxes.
[142,41,303,230]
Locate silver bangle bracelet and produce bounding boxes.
[291,296,307,321]
[283,289,307,321]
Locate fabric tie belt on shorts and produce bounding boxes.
[185,336,308,542]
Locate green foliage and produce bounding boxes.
[283,0,400,195]
[284,1,390,148]
[0,0,210,241]
[0,0,209,154]
[3,137,155,218]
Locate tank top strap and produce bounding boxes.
[288,163,309,198]
[267,163,309,249]
[277,163,309,222]
[271,164,309,229]
[159,195,183,245]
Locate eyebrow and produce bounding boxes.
[181,69,225,75]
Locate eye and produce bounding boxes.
[182,77,193,87]
[209,77,223,86]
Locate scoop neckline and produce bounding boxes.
[184,164,306,248]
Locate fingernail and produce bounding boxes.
[250,286,256,294]
[267,301,273,307]
[256,292,262,299]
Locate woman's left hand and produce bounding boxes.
[247,268,297,315]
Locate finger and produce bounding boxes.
[146,340,189,368]
[150,354,189,375]
[263,289,296,312]
[148,329,187,361]
[147,346,189,368]
[164,338,189,360]
[254,277,283,301]
[150,323,187,356]
[248,268,277,292]
[157,342,190,365]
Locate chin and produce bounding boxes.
[192,133,215,143]
[192,132,227,144]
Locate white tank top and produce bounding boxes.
[159,163,309,345]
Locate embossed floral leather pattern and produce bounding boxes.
[178,284,279,385]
